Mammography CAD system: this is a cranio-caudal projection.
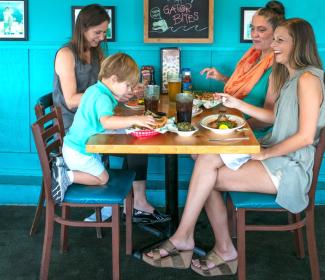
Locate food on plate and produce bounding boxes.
[207,114,237,130]
[194,92,216,101]
[176,122,195,132]
[126,98,144,107]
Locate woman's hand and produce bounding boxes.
[251,148,269,160]
[200,67,227,82]
[215,93,242,110]
[132,115,156,130]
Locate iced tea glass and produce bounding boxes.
[167,72,181,102]
[144,85,160,113]
[176,93,193,124]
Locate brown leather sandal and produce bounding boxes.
[142,240,193,269]
[191,250,237,276]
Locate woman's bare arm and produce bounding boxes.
[55,47,83,109]
[252,72,323,160]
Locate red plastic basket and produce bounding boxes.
[130,129,160,138]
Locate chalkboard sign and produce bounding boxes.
[144,0,214,43]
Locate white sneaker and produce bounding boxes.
[84,206,112,222]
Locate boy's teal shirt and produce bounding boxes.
[64,81,118,155]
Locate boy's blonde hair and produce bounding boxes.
[98,53,139,87]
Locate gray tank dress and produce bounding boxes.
[261,66,325,213]
[53,44,100,131]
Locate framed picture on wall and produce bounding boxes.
[0,0,28,40]
[160,47,181,94]
[240,7,259,43]
[71,6,115,42]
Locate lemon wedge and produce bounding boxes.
[218,124,229,130]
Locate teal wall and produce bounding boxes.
[0,0,325,204]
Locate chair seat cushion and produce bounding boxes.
[63,169,135,204]
[229,192,281,209]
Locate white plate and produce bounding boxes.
[200,114,246,135]
[193,99,222,109]
[124,103,144,110]
[192,106,203,117]
[176,126,199,137]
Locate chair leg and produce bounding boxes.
[125,191,133,255]
[39,205,55,280]
[226,193,237,239]
[112,205,120,280]
[305,210,320,280]
[95,208,103,239]
[288,213,305,258]
[237,209,246,280]
[30,182,45,236]
[60,205,69,253]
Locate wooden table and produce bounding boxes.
[86,95,260,235]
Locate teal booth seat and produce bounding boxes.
[229,183,325,208]
[63,169,135,204]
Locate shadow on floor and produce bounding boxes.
[0,206,324,280]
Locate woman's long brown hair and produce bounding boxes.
[272,18,322,96]
[70,4,110,64]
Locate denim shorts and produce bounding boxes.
[62,144,105,177]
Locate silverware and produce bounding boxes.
[208,136,249,142]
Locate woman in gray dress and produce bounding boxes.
[142,18,325,276]
[53,4,169,223]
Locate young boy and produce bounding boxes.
[51,53,155,203]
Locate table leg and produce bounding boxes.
[165,154,178,235]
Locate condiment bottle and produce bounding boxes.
[182,68,192,93]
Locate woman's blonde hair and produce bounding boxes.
[272,18,323,95]
[99,53,139,87]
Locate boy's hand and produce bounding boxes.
[132,115,156,129]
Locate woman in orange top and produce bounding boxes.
[201,1,285,138]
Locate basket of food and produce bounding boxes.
[127,110,168,138]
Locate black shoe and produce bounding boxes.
[132,208,171,224]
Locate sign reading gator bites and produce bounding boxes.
[144,0,214,43]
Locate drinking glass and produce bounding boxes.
[167,72,181,102]
[144,85,160,113]
[176,93,193,123]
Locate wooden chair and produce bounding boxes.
[30,93,104,238]
[30,93,55,236]
[32,106,135,280]
[228,127,325,280]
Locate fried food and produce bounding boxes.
[144,110,168,129]
[126,98,144,107]
[194,92,215,101]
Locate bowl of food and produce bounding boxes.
[175,122,198,137]
[200,114,246,135]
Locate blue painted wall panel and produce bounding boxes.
[0,48,29,152]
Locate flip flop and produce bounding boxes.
[142,240,193,269]
[191,250,237,276]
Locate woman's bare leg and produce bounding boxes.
[132,180,154,212]
[147,154,224,257]
[193,160,277,268]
